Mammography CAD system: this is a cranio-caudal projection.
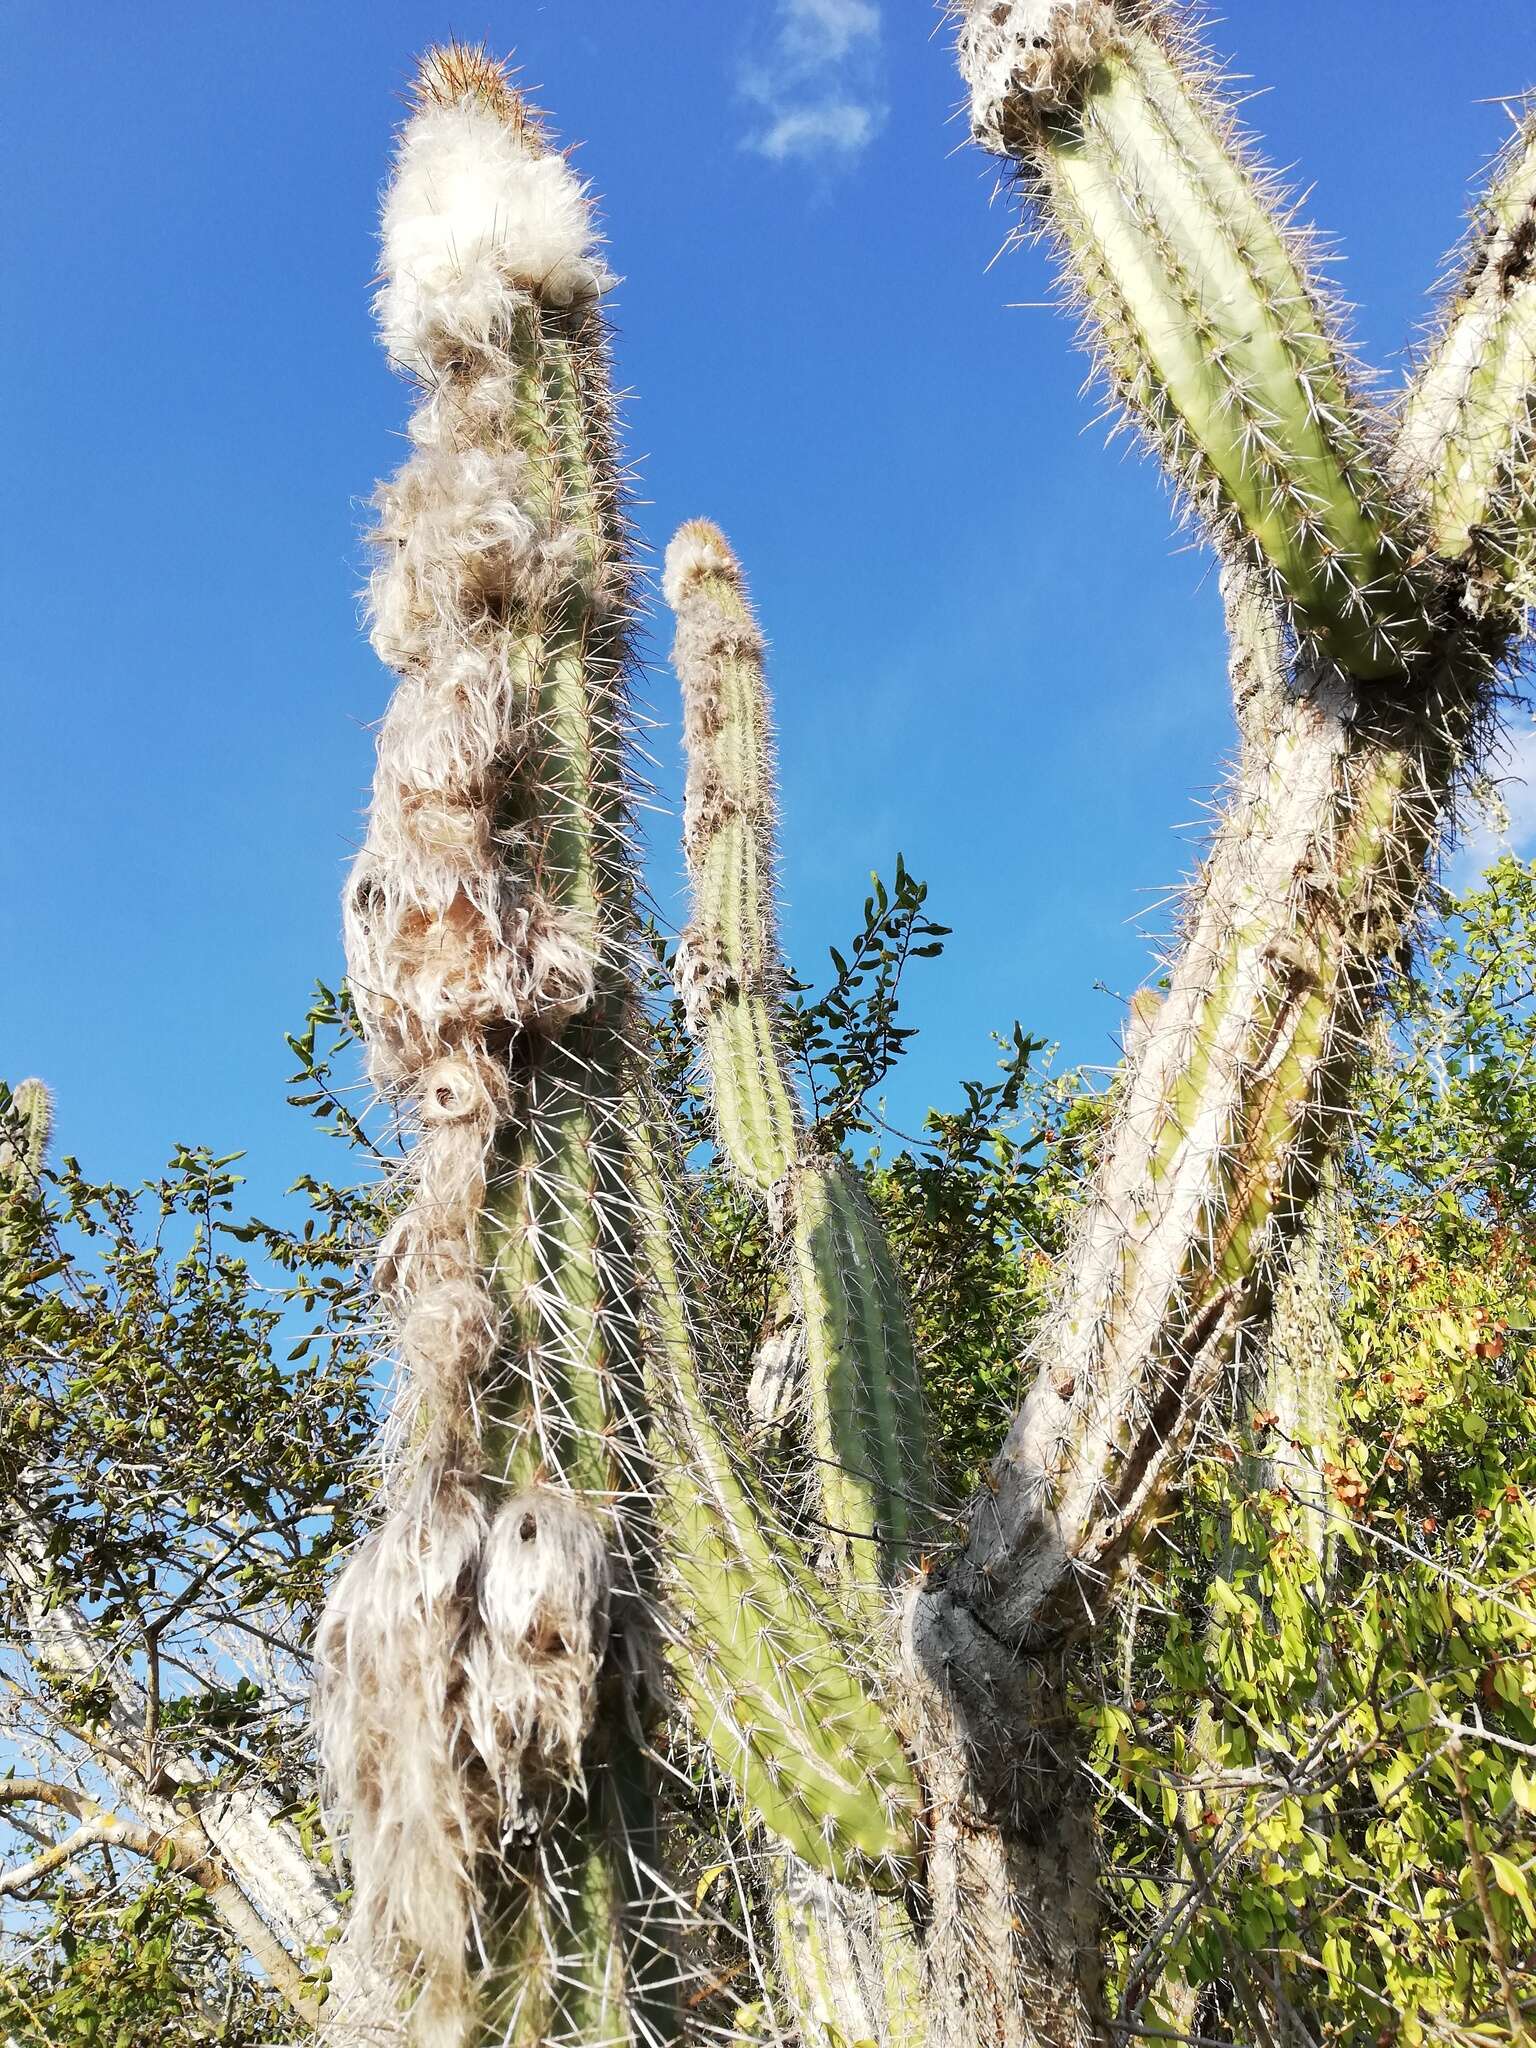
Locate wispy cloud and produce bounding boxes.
[743,0,886,166]
[753,100,879,163]
[781,0,881,63]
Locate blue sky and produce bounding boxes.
[4,0,1534,1211]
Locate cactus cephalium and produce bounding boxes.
[314,18,1536,2048]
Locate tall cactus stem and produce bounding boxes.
[664,522,799,1195]
[956,1,1437,680]
[315,47,672,2045]
[665,525,936,1604]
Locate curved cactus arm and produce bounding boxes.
[922,1,1536,1674]
[1398,110,1536,603]
[955,1,1433,679]
[626,1103,921,1892]
[315,48,673,2043]
[664,524,936,1602]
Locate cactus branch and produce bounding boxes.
[957,1,1436,679]
[627,1103,921,1890]
[664,523,936,1602]
[1399,109,1536,602]
[665,522,798,1195]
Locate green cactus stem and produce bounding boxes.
[1399,112,1536,600]
[627,1104,921,1889]
[474,1713,679,2048]
[666,520,798,1195]
[957,1,1435,679]
[664,523,935,1604]
[790,1158,931,1592]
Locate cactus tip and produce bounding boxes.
[662,521,740,611]
[379,46,611,370]
[410,41,528,129]
[3,1079,54,1181]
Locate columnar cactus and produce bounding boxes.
[313,49,668,2044]
[317,47,921,2047]
[316,18,1536,2048]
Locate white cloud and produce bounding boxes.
[781,0,881,63]
[743,0,885,166]
[750,100,880,162]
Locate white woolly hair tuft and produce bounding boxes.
[661,520,739,613]
[462,1489,613,1807]
[313,1466,489,1999]
[314,1471,614,2030]
[378,99,612,373]
[959,0,1126,136]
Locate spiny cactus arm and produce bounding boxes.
[318,49,674,2043]
[924,672,1442,1656]
[1399,110,1536,600]
[665,524,935,1600]
[969,120,1536,1659]
[663,521,799,1192]
[955,1,1432,679]
[627,1106,921,1890]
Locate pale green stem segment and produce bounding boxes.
[628,1105,921,1890]
[666,523,936,1600]
[1400,116,1536,589]
[672,534,799,1194]
[954,664,1449,1648]
[1253,1165,1342,1572]
[794,1160,929,1597]
[766,1864,925,2048]
[1024,33,1429,679]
